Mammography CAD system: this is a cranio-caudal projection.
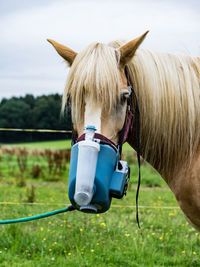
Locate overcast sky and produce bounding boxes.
[0,0,199,99]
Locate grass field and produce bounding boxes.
[0,140,199,266]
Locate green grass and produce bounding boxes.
[0,182,199,266]
[0,140,199,266]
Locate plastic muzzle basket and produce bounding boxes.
[68,141,128,213]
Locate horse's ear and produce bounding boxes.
[47,39,77,66]
[119,31,149,66]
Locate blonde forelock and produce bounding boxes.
[62,42,121,124]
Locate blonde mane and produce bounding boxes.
[127,48,200,175]
[62,40,200,175]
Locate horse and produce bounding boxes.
[47,32,200,231]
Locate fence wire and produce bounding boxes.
[0,128,72,133]
[0,202,180,209]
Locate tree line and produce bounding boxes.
[0,94,72,143]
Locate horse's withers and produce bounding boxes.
[68,126,130,213]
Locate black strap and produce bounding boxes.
[132,90,141,228]
[125,66,141,228]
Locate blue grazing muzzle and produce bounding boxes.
[68,132,130,213]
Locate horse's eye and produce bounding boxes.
[120,92,129,105]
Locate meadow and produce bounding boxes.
[0,140,199,266]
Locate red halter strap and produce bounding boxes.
[77,133,118,152]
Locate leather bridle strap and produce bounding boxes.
[117,85,133,157]
[117,66,136,157]
[124,66,141,228]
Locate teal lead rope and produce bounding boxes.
[0,205,75,224]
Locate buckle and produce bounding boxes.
[128,86,132,96]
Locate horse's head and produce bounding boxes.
[48,31,148,145]
[48,32,148,213]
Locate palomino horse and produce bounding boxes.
[48,32,200,231]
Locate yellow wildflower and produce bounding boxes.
[68,252,72,256]
[100,222,106,227]
[49,249,52,252]
[124,233,130,237]
[193,252,196,255]
[40,227,44,231]
[91,249,94,253]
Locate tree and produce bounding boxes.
[0,99,31,128]
[0,94,72,143]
